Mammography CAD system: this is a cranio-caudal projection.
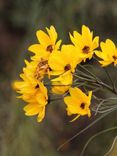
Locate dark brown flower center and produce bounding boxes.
[46,45,53,52]
[64,64,71,71]
[80,103,85,109]
[48,67,52,71]
[113,55,117,60]
[35,84,39,89]
[82,46,90,54]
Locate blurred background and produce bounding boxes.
[0,0,117,155]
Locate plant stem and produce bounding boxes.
[77,64,117,95]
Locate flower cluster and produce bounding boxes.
[14,25,117,122]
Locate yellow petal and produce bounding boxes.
[64,96,81,113]
[36,93,47,106]
[24,104,39,116]
[88,91,92,105]
[51,72,72,94]
[92,36,99,50]
[28,44,43,53]
[48,51,65,72]
[36,30,51,46]
[37,107,45,122]
[71,31,83,48]
[70,114,80,122]
[82,25,92,46]
[52,71,72,85]
[106,39,116,50]
[69,87,88,102]
[99,60,112,67]
[55,40,62,50]
[46,26,57,44]
[52,84,70,94]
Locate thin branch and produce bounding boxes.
[103,67,117,93]
[80,127,117,156]
[57,107,117,151]
[104,135,117,156]
[77,64,117,95]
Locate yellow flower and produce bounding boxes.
[70,25,99,62]
[21,60,39,82]
[14,59,48,122]
[64,87,92,122]
[22,57,50,81]
[28,25,62,61]
[14,79,48,122]
[48,45,80,76]
[24,103,46,122]
[51,71,73,94]
[16,60,48,103]
[23,81,48,122]
[95,39,117,66]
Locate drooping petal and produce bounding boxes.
[37,106,46,122]
[24,104,39,116]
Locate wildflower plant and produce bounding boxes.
[14,25,117,153]
[14,25,117,123]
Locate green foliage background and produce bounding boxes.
[0,0,117,155]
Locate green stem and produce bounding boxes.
[57,107,117,151]
[103,67,117,93]
[77,64,117,95]
[80,126,117,156]
[97,80,117,95]
[104,135,117,156]
[73,74,96,83]
[78,64,100,81]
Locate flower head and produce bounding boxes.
[48,45,80,76]
[14,60,48,122]
[14,79,48,122]
[28,26,62,61]
[64,87,92,122]
[23,81,48,122]
[70,25,99,62]
[22,57,50,81]
[95,39,117,66]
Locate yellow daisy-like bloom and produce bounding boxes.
[22,57,50,81]
[48,45,80,76]
[28,25,62,61]
[14,80,48,122]
[14,60,48,122]
[95,39,117,66]
[70,25,99,62]
[51,71,73,94]
[64,87,92,122]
